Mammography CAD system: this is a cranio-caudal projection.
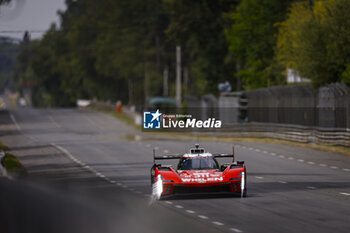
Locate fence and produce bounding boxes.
[215,123,350,147]
[90,83,350,147]
[245,83,350,128]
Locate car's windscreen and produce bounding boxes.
[177,157,219,170]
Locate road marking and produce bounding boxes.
[278,181,287,184]
[198,215,209,219]
[165,201,173,204]
[307,186,316,189]
[248,148,253,150]
[9,113,21,131]
[255,176,264,179]
[48,115,61,128]
[263,151,268,154]
[146,144,151,148]
[154,146,159,150]
[135,191,142,194]
[186,210,195,214]
[339,192,350,196]
[307,161,315,165]
[241,146,246,149]
[212,221,224,226]
[288,157,294,160]
[255,149,261,152]
[330,166,338,169]
[343,168,350,172]
[164,149,169,153]
[279,155,285,158]
[319,164,327,167]
[230,228,243,233]
[85,117,105,131]
[175,205,184,209]
[297,159,304,162]
[270,152,276,156]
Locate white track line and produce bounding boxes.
[10,113,38,142]
[175,205,184,209]
[212,221,224,226]
[230,228,243,233]
[10,113,21,131]
[198,215,209,219]
[186,210,195,214]
[339,192,350,196]
[48,115,61,128]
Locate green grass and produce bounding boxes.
[2,153,27,176]
[112,112,136,127]
[1,141,27,177]
[88,105,139,129]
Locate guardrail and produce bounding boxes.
[88,101,350,147]
[218,123,350,147]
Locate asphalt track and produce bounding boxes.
[0,108,349,233]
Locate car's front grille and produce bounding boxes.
[173,185,231,194]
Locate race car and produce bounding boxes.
[151,144,247,199]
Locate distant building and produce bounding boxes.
[286,68,310,83]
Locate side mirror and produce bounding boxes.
[220,164,228,171]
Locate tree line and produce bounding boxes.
[10,0,350,107]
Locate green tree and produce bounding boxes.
[277,0,350,87]
[165,0,237,95]
[225,0,297,90]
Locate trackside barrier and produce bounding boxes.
[89,101,350,147]
[216,123,350,147]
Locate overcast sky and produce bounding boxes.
[0,0,66,39]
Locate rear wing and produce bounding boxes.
[153,147,236,163]
[212,147,235,162]
[153,149,181,164]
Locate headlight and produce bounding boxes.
[152,174,164,200]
